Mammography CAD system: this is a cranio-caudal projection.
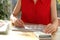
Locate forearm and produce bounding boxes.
[51,0,58,26]
[10,0,21,23]
[13,0,21,16]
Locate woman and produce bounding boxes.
[10,0,58,34]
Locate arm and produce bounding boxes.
[10,0,21,22]
[10,0,24,27]
[12,0,21,16]
[44,0,58,34]
[51,0,58,26]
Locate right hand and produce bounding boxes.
[13,19,24,28]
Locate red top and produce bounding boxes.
[21,0,51,25]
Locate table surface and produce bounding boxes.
[0,29,39,40]
[0,22,39,40]
[0,21,60,40]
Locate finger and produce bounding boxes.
[19,19,24,26]
[16,20,22,25]
[47,27,57,34]
[46,25,53,33]
[47,27,54,33]
[50,28,57,34]
[15,20,23,27]
[48,26,58,34]
[45,26,52,33]
[49,29,56,34]
[15,22,24,28]
[45,23,51,30]
[14,22,20,27]
[15,21,21,26]
[44,24,51,33]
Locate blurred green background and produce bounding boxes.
[57,0,60,10]
[0,0,11,20]
[57,0,60,17]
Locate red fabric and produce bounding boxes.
[21,0,51,25]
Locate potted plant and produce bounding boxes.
[0,0,10,20]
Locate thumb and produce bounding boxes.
[46,23,52,27]
[19,19,24,26]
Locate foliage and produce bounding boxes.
[0,0,9,20]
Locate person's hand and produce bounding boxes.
[44,23,58,34]
[13,19,24,28]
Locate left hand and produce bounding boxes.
[44,23,58,34]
